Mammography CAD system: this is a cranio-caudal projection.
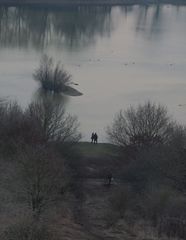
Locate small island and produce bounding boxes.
[34,55,83,97]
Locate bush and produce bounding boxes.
[3,219,58,240]
[0,101,25,156]
[26,97,81,143]
[141,188,172,225]
[16,145,64,218]
[158,197,186,238]
[108,186,132,221]
[33,55,72,93]
[165,196,186,220]
[107,101,175,149]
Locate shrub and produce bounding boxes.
[33,55,72,93]
[141,188,172,225]
[26,97,81,143]
[108,186,132,220]
[16,145,64,218]
[3,219,58,240]
[107,101,175,149]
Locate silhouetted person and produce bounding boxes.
[107,173,113,186]
[91,132,94,143]
[94,133,98,144]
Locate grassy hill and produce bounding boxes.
[72,142,121,178]
[74,142,118,158]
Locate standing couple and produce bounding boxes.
[91,132,98,144]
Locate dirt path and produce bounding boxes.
[70,143,160,240]
[76,177,138,240]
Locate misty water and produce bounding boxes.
[0,5,186,141]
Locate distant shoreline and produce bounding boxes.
[0,0,186,7]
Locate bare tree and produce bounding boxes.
[0,101,26,155]
[0,101,45,151]
[107,101,175,148]
[17,145,64,218]
[25,97,81,143]
[33,55,72,93]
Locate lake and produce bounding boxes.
[0,4,186,141]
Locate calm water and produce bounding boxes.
[0,5,186,141]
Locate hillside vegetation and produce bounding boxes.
[1,99,186,239]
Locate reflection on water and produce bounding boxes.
[33,88,69,108]
[0,5,180,49]
[0,6,112,49]
[0,5,184,49]
[135,5,164,37]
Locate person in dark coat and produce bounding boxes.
[94,133,98,144]
[91,132,95,143]
[107,172,113,186]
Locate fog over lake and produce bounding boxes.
[0,5,186,141]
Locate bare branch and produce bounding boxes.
[107,101,175,149]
